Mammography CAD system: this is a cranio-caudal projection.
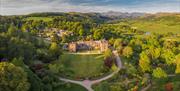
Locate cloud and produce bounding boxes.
[0,0,180,15]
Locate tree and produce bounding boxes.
[93,29,103,40]
[11,57,24,67]
[61,35,69,43]
[161,49,175,65]
[165,83,173,91]
[79,29,84,36]
[104,49,115,69]
[122,46,133,58]
[126,64,137,75]
[139,52,151,72]
[163,40,176,49]
[0,62,30,91]
[113,38,122,49]
[12,58,44,91]
[104,57,114,68]
[51,33,60,43]
[147,47,161,60]
[49,42,61,59]
[174,54,180,74]
[21,24,29,32]
[48,64,63,74]
[49,42,59,53]
[152,67,167,78]
[104,49,113,58]
[0,33,8,58]
[7,24,18,36]
[7,37,35,62]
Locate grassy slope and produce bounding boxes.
[131,21,180,34]
[59,54,105,78]
[129,14,180,34]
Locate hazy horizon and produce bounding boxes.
[0,0,180,15]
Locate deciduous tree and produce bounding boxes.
[152,67,167,78]
[139,52,151,72]
[122,46,133,58]
[0,62,30,91]
[113,38,122,49]
[174,54,180,74]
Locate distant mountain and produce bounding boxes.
[100,11,146,19]
[26,11,146,20]
[141,12,180,19]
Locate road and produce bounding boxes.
[59,51,122,91]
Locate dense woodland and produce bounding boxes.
[0,12,180,91]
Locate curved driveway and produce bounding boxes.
[59,51,122,91]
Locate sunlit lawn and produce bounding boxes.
[58,53,105,79]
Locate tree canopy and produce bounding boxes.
[0,62,30,91]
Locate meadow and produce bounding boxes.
[131,21,180,34]
[128,15,180,34]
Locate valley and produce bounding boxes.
[0,12,180,91]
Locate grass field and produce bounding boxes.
[24,17,53,22]
[54,83,87,91]
[129,20,180,34]
[58,53,105,79]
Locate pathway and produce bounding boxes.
[59,51,122,91]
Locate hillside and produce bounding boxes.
[0,12,180,91]
[121,13,180,34]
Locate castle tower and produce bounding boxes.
[68,42,77,52]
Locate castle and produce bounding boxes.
[68,40,109,52]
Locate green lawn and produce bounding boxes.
[54,83,87,91]
[24,17,53,22]
[58,53,106,79]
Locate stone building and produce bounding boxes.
[68,40,109,52]
[68,42,77,52]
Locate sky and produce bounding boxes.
[0,0,180,15]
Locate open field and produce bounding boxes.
[58,53,105,79]
[128,15,180,34]
[131,22,180,34]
